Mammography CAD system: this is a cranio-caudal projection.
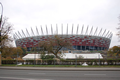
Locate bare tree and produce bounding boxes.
[117,15,120,41]
[0,17,13,47]
[37,35,72,58]
[0,17,13,55]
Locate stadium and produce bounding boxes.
[14,24,113,51]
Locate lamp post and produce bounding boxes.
[75,55,77,67]
[99,53,100,66]
[0,2,3,27]
[34,47,35,66]
[16,52,18,66]
[54,55,55,67]
[0,2,3,66]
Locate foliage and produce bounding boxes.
[37,35,72,58]
[1,47,23,58]
[5,57,13,60]
[40,54,46,59]
[2,60,16,64]
[41,54,54,59]
[30,47,40,54]
[13,47,23,57]
[42,59,55,65]
[21,47,27,56]
[107,46,120,58]
[40,54,55,65]
[45,55,54,59]
[2,59,120,65]
[1,46,14,58]
[31,47,37,52]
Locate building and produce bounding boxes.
[22,53,103,60]
[14,25,112,51]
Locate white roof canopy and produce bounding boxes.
[22,53,103,60]
[61,53,103,59]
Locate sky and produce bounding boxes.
[0,0,120,48]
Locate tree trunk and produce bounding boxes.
[54,54,60,59]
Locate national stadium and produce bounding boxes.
[14,24,113,51]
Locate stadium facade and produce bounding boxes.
[14,24,113,51]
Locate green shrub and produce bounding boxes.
[2,60,16,64]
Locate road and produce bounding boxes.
[0,69,120,80]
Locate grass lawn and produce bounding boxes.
[1,64,120,67]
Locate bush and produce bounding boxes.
[42,59,55,65]
[2,60,16,64]
[45,55,54,59]
[41,54,54,59]
[26,60,34,65]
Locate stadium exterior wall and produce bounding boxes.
[14,25,112,51]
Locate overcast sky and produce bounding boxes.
[1,0,120,48]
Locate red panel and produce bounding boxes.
[16,36,110,49]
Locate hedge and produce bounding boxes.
[2,59,120,65]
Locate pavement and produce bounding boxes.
[0,66,120,71]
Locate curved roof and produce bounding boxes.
[13,25,113,40]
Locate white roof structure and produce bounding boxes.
[22,54,41,60]
[61,53,103,59]
[22,53,103,60]
[22,54,54,60]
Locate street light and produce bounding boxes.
[75,55,77,67]
[98,53,100,66]
[0,2,3,66]
[0,2,3,27]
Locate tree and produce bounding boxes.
[1,46,14,58]
[107,46,120,58]
[12,47,23,58]
[21,47,27,56]
[1,47,23,58]
[117,15,120,41]
[0,17,13,50]
[37,35,72,58]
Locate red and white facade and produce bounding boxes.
[14,25,112,51]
